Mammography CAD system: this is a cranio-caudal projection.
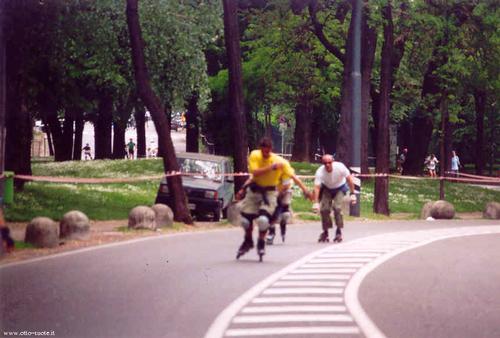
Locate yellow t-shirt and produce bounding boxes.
[248,150,294,187]
[278,160,295,191]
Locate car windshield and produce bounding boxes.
[178,158,223,181]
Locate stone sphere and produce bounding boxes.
[483,202,500,219]
[430,200,455,219]
[25,217,59,248]
[128,206,157,230]
[226,202,242,226]
[420,201,434,219]
[152,204,174,228]
[60,210,90,240]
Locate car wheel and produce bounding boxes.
[213,206,223,222]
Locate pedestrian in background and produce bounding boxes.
[397,147,408,174]
[127,139,136,159]
[425,154,439,177]
[450,150,461,177]
[82,143,92,160]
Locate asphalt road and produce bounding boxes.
[1,220,499,338]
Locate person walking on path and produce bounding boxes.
[312,154,356,243]
[425,154,439,177]
[236,137,295,261]
[127,139,136,159]
[450,150,461,177]
[82,143,92,160]
[397,147,408,174]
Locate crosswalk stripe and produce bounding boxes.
[252,297,344,303]
[301,263,364,268]
[232,314,353,323]
[225,326,360,336]
[273,281,346,287]
[309,258,372,263]
[291,268,357,273]
[318,253,380,258]
[280,274,350,280]
[241,305,347,313]
[263,288,343,295]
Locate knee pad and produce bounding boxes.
[281,211,292,223]
[256,215,270,231]
[240,216,251,230]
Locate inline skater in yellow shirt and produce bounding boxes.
[236,137,294,261]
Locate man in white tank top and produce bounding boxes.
[312,154,356,243]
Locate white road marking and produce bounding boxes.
[273,281,346,287]
[225,326,360,336]
[309,258,373,263]
[290,268,357,273]
[241,305,347,313]
[318,253,381,258]
[232,314,353,323]
[205,225,500,338]
[263,288,343,295]
[252,297,343,303]
[280,274,350,280]
[301,263,364,268]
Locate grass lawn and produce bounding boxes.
[4,158,499,222]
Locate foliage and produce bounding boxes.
[3,159,498,222]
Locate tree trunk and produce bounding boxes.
[405,44,445,175]
[61,110,74,161]
[134,102,146,159]
[112,122,126,159]
[5,96,32,190]
[335,13,354,165]
[474,89,485,175]
[440,96,451,175]
[94,94,113,160]
[291,93,313,162]
[370,1,411,164]
[73,112,84,160]
[374,2,393,215]
[46,128,54,156]
[44,109,64,161]
[223,0,248,191]
[126,0,192,224]
[186,92,199,153]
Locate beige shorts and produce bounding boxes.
[240,188,278,217]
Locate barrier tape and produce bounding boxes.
[12,169,499,187]
[445,171,500,180]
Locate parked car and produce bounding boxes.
[155,152,234,221]
[170,118,182,131]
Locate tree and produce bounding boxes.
[223,0,249,191]
[374,1,394,215]
[126,0,192,224]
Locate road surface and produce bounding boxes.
[1,220,499,338]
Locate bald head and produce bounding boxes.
[322,154,334,172]
[322,154,333,163]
